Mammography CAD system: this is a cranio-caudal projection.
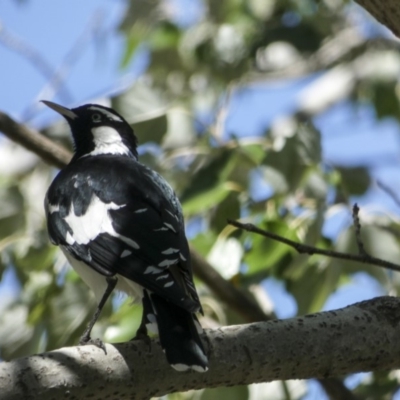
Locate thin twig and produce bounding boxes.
[190,246,273,322]
[377,180,400,208]
[228,219,400,273]
[0,20,72,103]
[23,10,105,121]
[352,203,368,256]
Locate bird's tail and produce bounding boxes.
[144,291,208,372]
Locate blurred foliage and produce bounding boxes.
[3,0,400,399]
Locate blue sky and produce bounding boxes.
[0,0,131,120]
[1,1,399,399]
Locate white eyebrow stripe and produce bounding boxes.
[88,106,123,122]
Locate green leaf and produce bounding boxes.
[332,224,396,286]
[287,258,341,314]
[264,122,321,191]
[0,304,35,359]
[182,184,231,215]
[210,191,240,232]
[244,221,298,275]
[302,170,328,201]
[13,243,56,272]
[372,81,400,120]
[239,143,267,165]
[190,231,219,257]
[337,166,371,196]
[181,149,235,215]
[0,185,25,239]
[112,82,168,145]
[46,279,99,349]
[162,106,197,149]
[105,300,143,343]
[260,166,288,194]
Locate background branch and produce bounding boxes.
[0,111,71,168]
[0,20,72,103]
[228,219,400,273]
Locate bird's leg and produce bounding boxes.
[131,291,152,350]
[132,313,151,349]
[79,276,118,353]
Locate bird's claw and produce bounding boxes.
[79,336,107,354]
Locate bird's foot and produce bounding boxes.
[79,335,107,354]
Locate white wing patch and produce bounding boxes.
[88,106,123,122]
[163,222,176,233]
[161,248,179,255]
[171,363,190,372]
[118,234,140,250]
[144,266,163,274]
[65,232,75,245]
[121,249,132,258]
[158,258,179,267]
[48,203,60,213]
[166,209,179,221]
[88,126,130,156]
[154,227,168,232]
[64,195,140,249]
[134,208,148,213]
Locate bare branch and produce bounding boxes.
[1,296,399,399]
[22,10,106,121]
[190,246,273,322]
[352,203,369,257]
[377,180,400,208]
[0,20,72,103]
[0,111,71,169]
[319,378,362,400]
[228,219,400,273]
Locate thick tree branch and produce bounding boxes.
[0,111,71,169]
[355,0,400,39]
[1,296,400,400]
[190,246,273,322]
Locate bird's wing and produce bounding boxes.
[45,157,199,312]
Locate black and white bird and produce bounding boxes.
[42,100,208,373]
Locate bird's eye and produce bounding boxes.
[92,113,102,123]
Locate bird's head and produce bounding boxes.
[42,101,138,160]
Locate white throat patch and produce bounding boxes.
[89,126,130,156]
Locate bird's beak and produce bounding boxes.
[41,100,78,120]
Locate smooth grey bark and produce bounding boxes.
[355,0,400,39]
[1,296,400,400]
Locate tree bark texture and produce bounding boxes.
[355,0,400,38]
[1,296,400,400]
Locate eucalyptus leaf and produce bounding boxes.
[263,122,321,191]
[337,166,370,196]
